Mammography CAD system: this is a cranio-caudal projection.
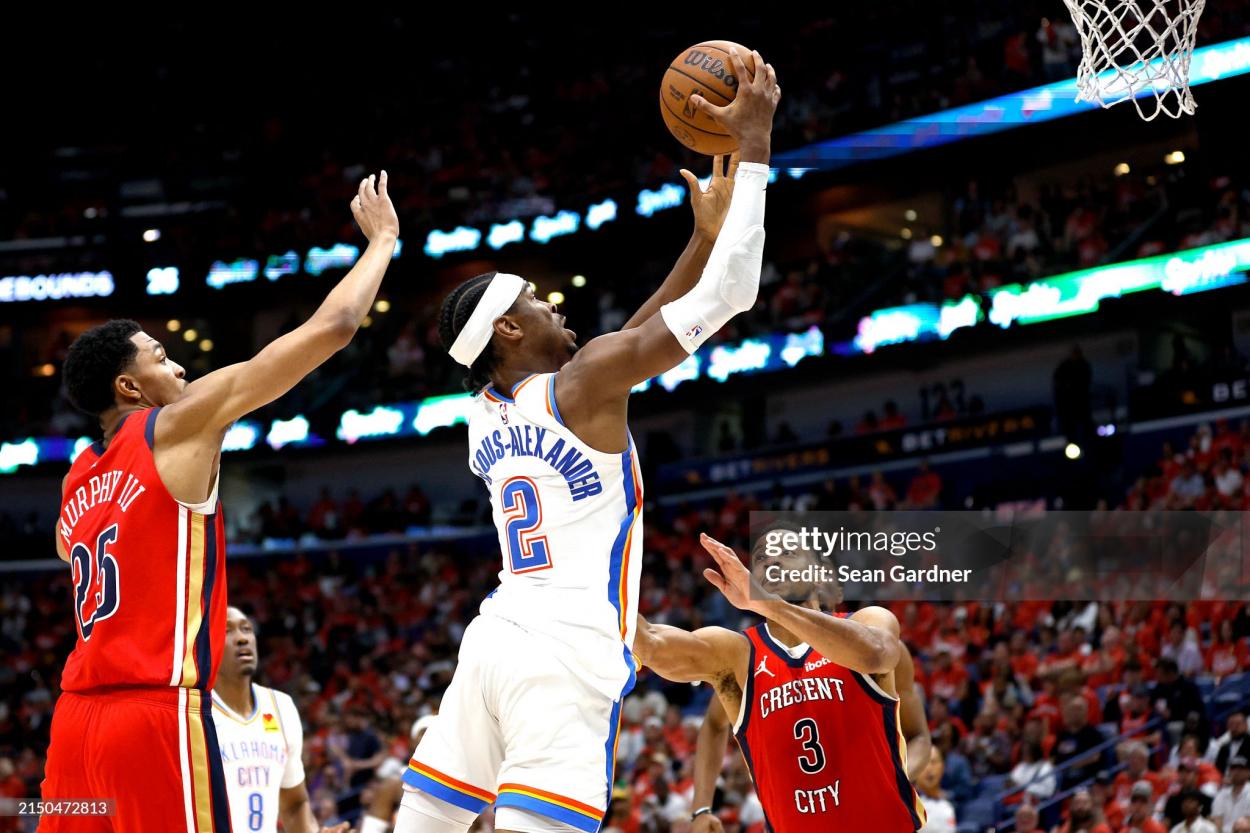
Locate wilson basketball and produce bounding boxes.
[660,40,757,155]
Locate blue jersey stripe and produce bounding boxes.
[510,374,537,395]
[737,637,757,736]
[195,512,219,690]
[605,440,637,629]
[603,695,622,791]
[735,637,776,831]
[401,769,492,814]
[485,373,539,405]
[144,406,162,450]
[850,669,898,706]
[602,684,625,824]
[735,728,778,833]
[547,374,566,426]
[495,793,601,832]
[199,703,234,833]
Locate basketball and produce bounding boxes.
[660,40,757,155]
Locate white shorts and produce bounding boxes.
[401,614,630,833]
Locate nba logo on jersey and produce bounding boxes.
[686,324,703,340]
[499,403,508,424]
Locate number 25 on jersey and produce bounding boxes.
[70,524,121,639]
[501,477,552,574]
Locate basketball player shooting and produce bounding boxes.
[212,607,347,833]
[42,173,397,833]
[634,532,930,833]
[397,48,780,833]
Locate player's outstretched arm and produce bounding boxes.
[556,50,780,407]
[620,153,739,331]
[159,173,399,442]
[700,533,901,675]
[690,696,731,833]
[634,614,749,685]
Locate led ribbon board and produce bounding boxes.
[852,238,1250,354]
[8,238,1250,466]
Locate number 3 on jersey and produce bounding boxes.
[70,524,121,640]
[794,717,827,774]
[501,477,552,573]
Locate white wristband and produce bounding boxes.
[715,162,769,253]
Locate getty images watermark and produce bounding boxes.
[748,510,1250,602]
[760,523,969,584]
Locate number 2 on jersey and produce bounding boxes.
[794,717,827,774]
[501,477,552,573]
[70,524,121,640]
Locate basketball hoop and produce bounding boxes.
[1062,0,1207,121]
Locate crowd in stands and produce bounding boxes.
[7,7,1250,442]
[17,5,1239,247]
[3,457,1250,831]
[245,484,438,544]
[11,127,1250,451]
[895,156,1250,311]
[12,362,1250,562]
[9,349,1250,560]
[1125,419,1250,513]
[432,157,1250,406]
[12,7,1250,247]
[8,9,1250,832]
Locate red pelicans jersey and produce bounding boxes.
[56,407,227,693]
[733,621,925,833]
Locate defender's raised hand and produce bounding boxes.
[351,171,399,242]
[700,532,776,613]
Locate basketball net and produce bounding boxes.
[1063,0,1207,120]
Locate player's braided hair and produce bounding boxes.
[63,319,142,417]
[439,272,503,392]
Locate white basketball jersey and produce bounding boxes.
[467,372,643,700]
[211,684,305,833]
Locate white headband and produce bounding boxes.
[448,273,527,367]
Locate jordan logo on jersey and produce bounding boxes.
[755,657,775,678]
